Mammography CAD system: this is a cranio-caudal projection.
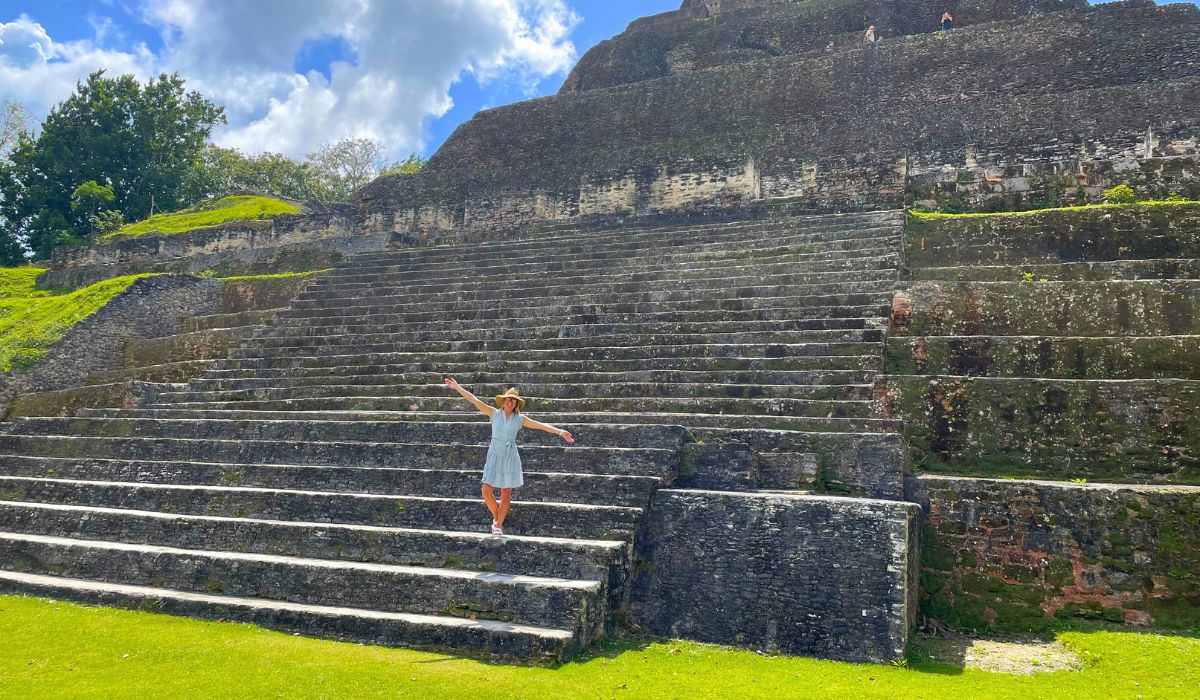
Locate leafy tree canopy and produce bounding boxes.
[0,71,224,260]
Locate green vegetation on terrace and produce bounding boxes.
[0,269,149,371]
[217,269,332,282]
[3,596,1198,699]
[909,200,1200,220]
[104,195,300,240]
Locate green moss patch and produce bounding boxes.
[909,200,1200,220]
[0,272,150,372]
[105,195,301,240]
[217,270,331,282]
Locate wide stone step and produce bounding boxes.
[328,243,902,288]
[0,570,577,662]
[317,254,903,294]
[274,292,894,323]
[327,250,903,289]
[88,408,901,433]
[237,329,885,357]
[0,454,659,508]
[347,213,900,264]
[0,435,675,477]
[0,501,624,581]
[85,360,221,386]
[225,341,882,367]
[268,303,893,331]
[337,225,901,273]
[286,280,898,314]
[255,316,886,342]
[181,309,281,333]
[10,417,683,452]
[147,394,876,418]
[0,532,602,631]
[0,477,643,540]
[156,382,872,403]
[213,353,883,375]
[301,269,900,304]
[175,368,878,391]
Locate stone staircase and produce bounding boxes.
[0,210,907,661]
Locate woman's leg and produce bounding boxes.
[481,483,499,522]
[495,488,513,527]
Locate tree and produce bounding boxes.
[380,153,428,176]
[0,71,224,259]
[0,100,33,158]
[180,144,318,205]
[70,180,117,239]
[306,138,388,203]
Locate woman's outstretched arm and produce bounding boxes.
[522,416,575,444]
[444,378,494,417]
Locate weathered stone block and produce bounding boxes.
[631,489,919,662]
[879,376,1200,482]
[910,475,1200,631]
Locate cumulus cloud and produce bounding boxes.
[0,1,579,159]
[0,16,155,117]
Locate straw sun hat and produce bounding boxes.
[494,387,527,411]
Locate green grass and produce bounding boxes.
[3,595,1198,699]
[217,269,333,282]
[909,200,1200,220]
[0,267,54,298]
[105,195,301,240]
[0,272,149,371]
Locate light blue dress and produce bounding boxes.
[481,409,525,488]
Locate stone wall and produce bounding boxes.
[630,489,919,662]
[911,475,1200,631]
[42,208,362,289]
[2,273,321,420]
[680,429,909,500]
[355,1,1199,240]
[904,204,1200,269]
[0,275,220,417]
[571,0,1089,93]
[876,376,1199,483]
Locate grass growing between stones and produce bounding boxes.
[104,195,300,240]
[908,200,1199,220]
[0,271,149,371]
[3,595,1198,699]
[217,269,333,282]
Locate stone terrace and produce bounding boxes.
[0,210,914,661]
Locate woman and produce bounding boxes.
[444,378,574,535]
[941,11,954,31]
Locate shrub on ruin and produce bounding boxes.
[1102,184,1137,205]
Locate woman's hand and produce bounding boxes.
[444,377,460,390]
[560,430,575,444]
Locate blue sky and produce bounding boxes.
[0,0,679,161]
[0,1,1190,161]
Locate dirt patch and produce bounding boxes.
[913,633,1083,675]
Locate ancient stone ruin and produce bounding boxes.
[0,0,1196,663]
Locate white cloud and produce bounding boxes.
[0,1,579,160]
[0,15,55,67]
[0,16,155,118]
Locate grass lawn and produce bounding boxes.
[0,270,149,371]
[105,195,300,240]
[2,595,1197,699]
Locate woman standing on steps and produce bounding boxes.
[444,378,574,535]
